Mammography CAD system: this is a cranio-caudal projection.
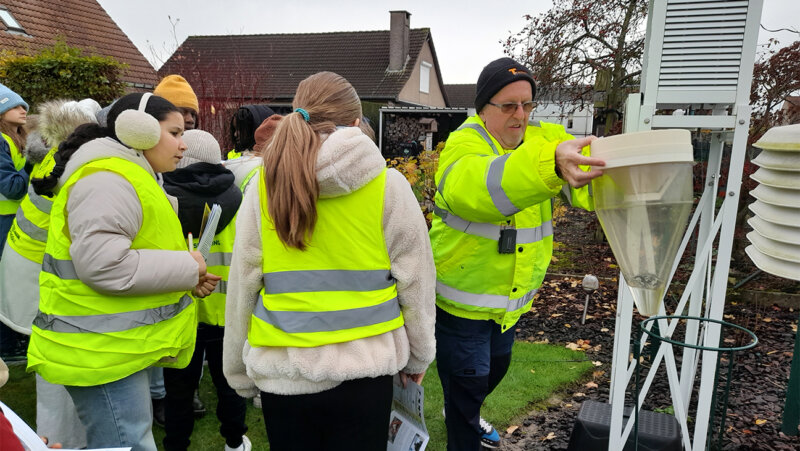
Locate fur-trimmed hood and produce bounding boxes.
[23,99,100,164]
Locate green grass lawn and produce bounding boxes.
[0,342,592,450]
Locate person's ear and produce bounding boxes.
[351,117,361,127]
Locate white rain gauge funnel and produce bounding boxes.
[590,130,694,316]
[746,123,800,281]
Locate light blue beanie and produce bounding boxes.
[0,83,28,115]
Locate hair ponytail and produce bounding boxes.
[262,72,362,250]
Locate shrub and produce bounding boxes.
[0,40,127,108]
[386,142,443,227]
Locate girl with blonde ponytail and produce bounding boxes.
[224,72,436,451]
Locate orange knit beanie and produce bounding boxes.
[154,75,199,113]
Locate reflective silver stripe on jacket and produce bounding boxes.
[433,206,553,244]
[457,123,499,155]
[263,269,394,294]
[253,295,401,333]
[15,209,48,241]
[27,184,53,214]
[487,153,520,216]
[42,254,79,280]
[206,252,232,268]
[436,281,537,312]
[213,280,227,295]
[33,294,193,333]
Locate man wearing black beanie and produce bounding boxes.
[430,57,605,450]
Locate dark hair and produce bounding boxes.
[32,93,179,196]
[229,105,275,152]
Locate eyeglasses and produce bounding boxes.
[487,101,535,114]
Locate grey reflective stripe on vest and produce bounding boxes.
[33,294,193,333]
[253,295,401,333]
[15,209,48,241]
[487,153,520,216]
[437,281,537,312]
[206,252,232,268]
[42,254,79,280]
[436,161,457,199]
[263,269,394,294]
[213,280,227,295]
[433,205,553,244]
[457,123,499,155]
[27,184,52,214]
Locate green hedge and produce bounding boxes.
[0,41,127,109]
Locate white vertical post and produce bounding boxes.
[609,274,634,451]
[692,105,752,449]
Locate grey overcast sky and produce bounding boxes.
[96,0,800,85]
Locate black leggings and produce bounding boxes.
[261,375,393,451]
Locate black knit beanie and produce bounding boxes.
[474,57,536,112]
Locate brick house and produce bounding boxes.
[0,0,158,89]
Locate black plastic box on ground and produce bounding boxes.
[567,400,681,451]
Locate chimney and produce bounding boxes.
[388,10,410,71]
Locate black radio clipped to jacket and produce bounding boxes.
[498,228,517,254]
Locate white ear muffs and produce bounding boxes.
[115,93,161,150]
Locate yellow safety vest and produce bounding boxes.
[28,157,197,386]
[0,133,27,215]
[7,146,58,263]
[227,149,241,160]
[430,116,594,332]
[193,219,235,327]
[248,169,404,348]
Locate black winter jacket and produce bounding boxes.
[162,162,242,237]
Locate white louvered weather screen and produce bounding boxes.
[658,0,750,104]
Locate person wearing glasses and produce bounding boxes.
[430,57,605,450]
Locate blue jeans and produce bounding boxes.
[148,367,165,399]
[66,369,156,451]
[435,307,515,451]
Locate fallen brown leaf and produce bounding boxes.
[542,432,556,441]
[506,425,519,435]
[585,381,599,389]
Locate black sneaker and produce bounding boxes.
[192,389,207,418]
[479,417,501,449]
[152,398,166,428]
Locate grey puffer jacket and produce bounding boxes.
[60,137,199,295]
[223,127,436,396]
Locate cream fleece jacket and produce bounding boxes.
[223,127,436,396]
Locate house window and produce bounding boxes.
[0,6,25,34]
[567,114,574,130]
[420,62,431,94]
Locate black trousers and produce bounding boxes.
[261,374,393,451]
[163,324,247,451]
[435,308,514,451]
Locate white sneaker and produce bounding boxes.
[253,395,262,409]
[224,435,251,451]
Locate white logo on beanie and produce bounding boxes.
[1,98,8,104]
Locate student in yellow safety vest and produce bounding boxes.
[0,98,100,449]
[430,58,605,450]
[223,72,436,451]
[0,82,31,365]
[27,93,221,451]
[0,83,30,257]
